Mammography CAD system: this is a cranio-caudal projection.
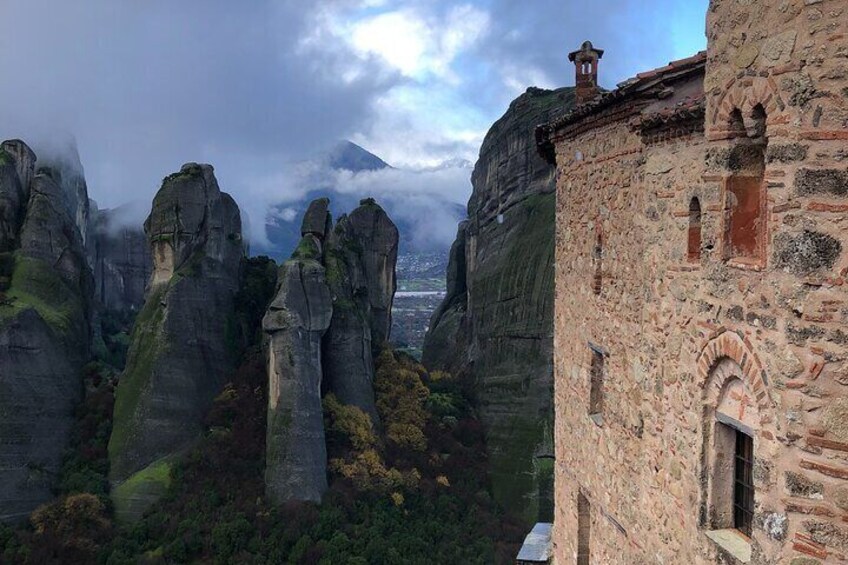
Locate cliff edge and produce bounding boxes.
[423,87,575,525]
[108,163,243,521]
[0,140,93,522]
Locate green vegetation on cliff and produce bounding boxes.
[107,286,167,470]
[0,253,86,333]
[1,361,117,563]
[0,148,12,166]
[1,253,523,563]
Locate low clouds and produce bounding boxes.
[0,1,396,216]
[0,0,707,251]
[260,151,470,251]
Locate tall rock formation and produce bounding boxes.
[87,203,152,312]
[264,198,398,504]
[264,240,333,503]
[34,137,91,245]
[108,163,243,521]
[0,139,93,522]
[422,87,575,526]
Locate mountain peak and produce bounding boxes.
[327,141,390,172]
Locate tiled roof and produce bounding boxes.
[544,51,707,132]
[638,95,706,131]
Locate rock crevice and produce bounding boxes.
[264,197,398,504]
[423,86,575,525]
[0,139,93,523]
[108,163,243,521]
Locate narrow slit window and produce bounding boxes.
[589,349,604,417]
[733,429,754,536]
[688,197,702,262]
[577,492,590,565]
[593,224,603,295]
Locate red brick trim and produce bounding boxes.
[709,76,786,131]
[697,330,772,416]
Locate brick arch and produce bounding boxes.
[709,76,786,133]
[697,329,772,417]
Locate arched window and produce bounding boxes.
[688,197,702,262]
[703,360,759,538]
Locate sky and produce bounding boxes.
[0,0,707,248]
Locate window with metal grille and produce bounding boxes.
[577,492,590,565]
[733,429,754,536]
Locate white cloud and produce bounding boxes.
[339,4,490,82]
[351,11,430,77]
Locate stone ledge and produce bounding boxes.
[726,257,766,272]
[705,529,752,563]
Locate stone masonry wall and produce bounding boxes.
[551,1,848,563]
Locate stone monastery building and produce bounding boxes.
[537,0,848,563]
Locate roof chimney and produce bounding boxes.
[569,41,604,104]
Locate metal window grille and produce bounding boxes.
[733,429,754,536]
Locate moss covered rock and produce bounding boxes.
[0,140,92,523]
[422,87,575,526]
[108,164,243,518]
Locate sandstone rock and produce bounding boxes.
[734,43,760,68]
[86,203,152,312]
[0,140,92,523]
[423,86,575,526]
[0,140,36,200]
[761,30,797,66]
[264,254,333,503]
[33,137,91,244]
[422,221,469,373]
[342,199,399,346]
[834,486,848,512]
[0,152,24,252]
[323,199,397,422]
[301,197,331,239]
[108,163,243,521]
[822,398,848,443]
[20,174,91,286]
[0,310,83,522]
[264,197,398,503]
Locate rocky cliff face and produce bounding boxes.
[34,138,91,245]
[264,198,398,504]
[108,163,243,521]
[87,204,152,312]
[0,139,93,522]
[422,87,575,526]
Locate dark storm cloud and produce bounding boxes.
[0,1,707,248]
[0,0,397,220]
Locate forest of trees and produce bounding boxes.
[0,258,523,564]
